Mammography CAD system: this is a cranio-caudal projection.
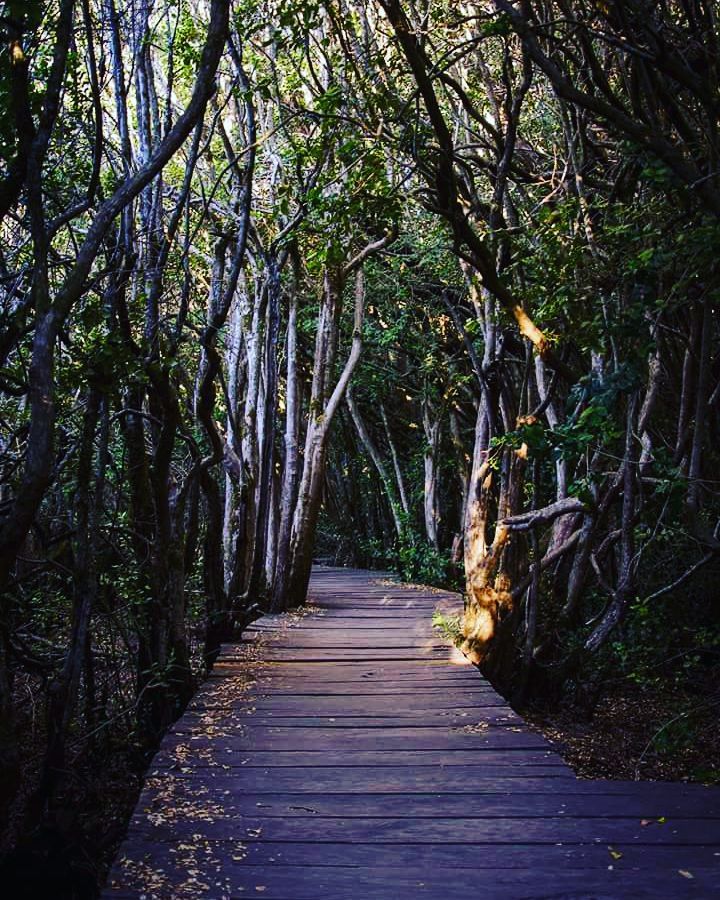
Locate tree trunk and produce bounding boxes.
[347,386,403,539]
[271,287,300,610]
[422,399,441,550]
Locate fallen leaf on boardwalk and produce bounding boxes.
[640,819,651,826]
[608,847,622,860]
[678,870,694,879]
[456,722,489,734]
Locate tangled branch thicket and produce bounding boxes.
[0,0,719,890]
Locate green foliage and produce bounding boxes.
[395,532,459,590]
[611,589,720,693]
[480,14,513,38]
[432,610,463,647]
[355,534,393,569]
[174,8,205,75]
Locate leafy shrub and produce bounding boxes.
[432,610,463,646]
[394,531,461,590]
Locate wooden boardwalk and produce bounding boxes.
[105,567,720,898]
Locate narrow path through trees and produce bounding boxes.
[104,568,720,898]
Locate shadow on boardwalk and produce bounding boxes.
[104,567,720,898]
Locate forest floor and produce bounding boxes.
[526,681,720,785]
[0,714,148,899]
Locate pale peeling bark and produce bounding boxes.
[422,400,441,550]
[285,268,366,606]
[271,286,300,610]
[381,402,410,517]
[281,230,397,609]
[449,408,470,514]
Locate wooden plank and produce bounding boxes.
[151,750,569,769]
[227,680,496,690]
[133,786,720,819]
[240,668,485,680]
[106,861,720,899]
[188,697,510,714]
[242,639,452,649]
[200,691,506,704]
[129,814,720,844]
[145,768,577,787]
[246,622,442,629]
[163,725,551,751]
[211,672,489,685]
[141,769,718,799]
[207,680,497,692]
[107,839,720,872]
[232,651,458,662]
[216,656,469,668]
[182,711,525,727]
[248,614,448,623]
[209,660,480,675]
